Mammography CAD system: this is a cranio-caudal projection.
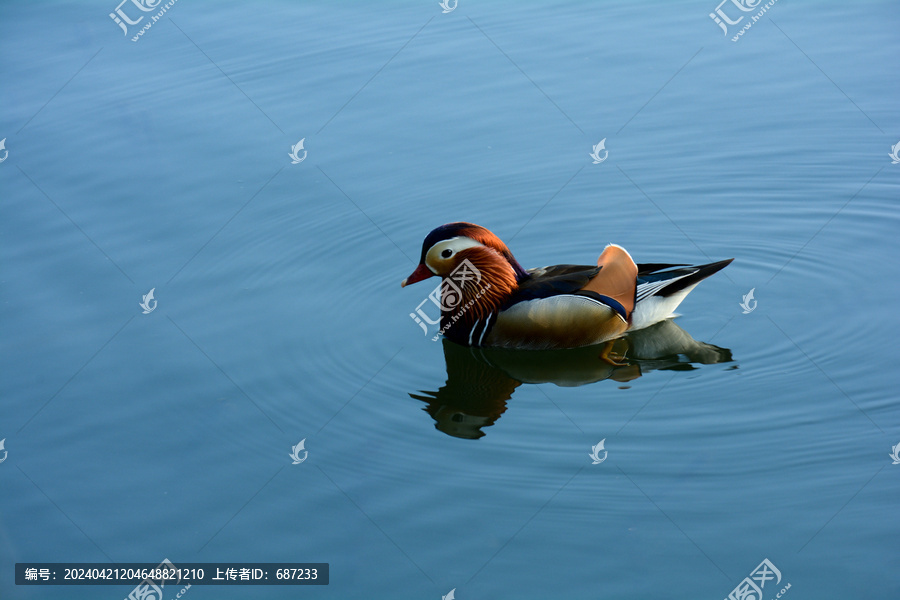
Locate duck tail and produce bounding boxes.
[630,258,733,330]
[637,259,733,296]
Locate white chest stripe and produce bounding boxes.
[477,313,493,346]
[468,319,480,346]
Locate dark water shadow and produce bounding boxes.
[409,319,733,439]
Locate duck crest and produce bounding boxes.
[438,246,517,345]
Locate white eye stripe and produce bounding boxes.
[424,236,482,271]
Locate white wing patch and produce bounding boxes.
[635,271,696,302]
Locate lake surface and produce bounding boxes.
[2,1,899,598]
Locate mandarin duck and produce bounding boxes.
[402,222,732,350]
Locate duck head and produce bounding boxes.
[402,223,530,342]
[401,222,529,288]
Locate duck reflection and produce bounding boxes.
[409,319,732,439]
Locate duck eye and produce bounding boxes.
[441,249,453,258]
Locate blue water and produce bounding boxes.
[2,1,899,598]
